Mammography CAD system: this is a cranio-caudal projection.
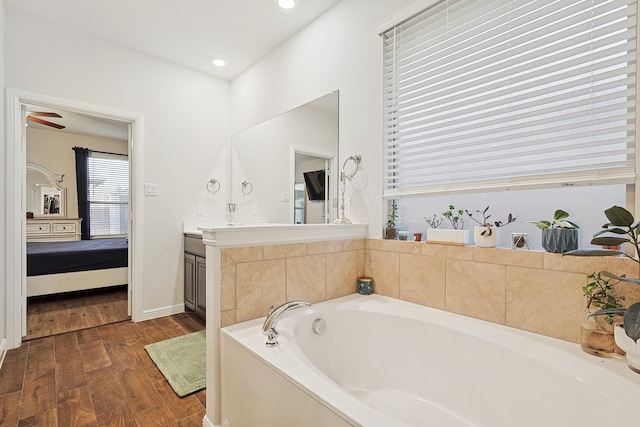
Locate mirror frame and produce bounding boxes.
[26,162,66,218]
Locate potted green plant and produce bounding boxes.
[466,206,516,248]
[385,202,398,240]
[443,205,465,230]
[426,205,470,244]
[580,272,625,356]
[529,209,579,253]
[567,205,640,369]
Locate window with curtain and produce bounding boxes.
[87,152,129,237]
[381,0,637,198]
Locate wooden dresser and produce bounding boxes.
[26,218,82,242]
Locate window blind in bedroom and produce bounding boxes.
[87,152,129,237]
[381,0,637,198]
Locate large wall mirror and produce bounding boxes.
[26,162,66,218]
[231,91,339,224]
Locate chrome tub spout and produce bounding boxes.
[262,300,311,347]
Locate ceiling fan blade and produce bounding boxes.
[27,115,66,130]
[28,111,63,118]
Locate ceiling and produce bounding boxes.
[4,0,341,81]
[7,0,342,140]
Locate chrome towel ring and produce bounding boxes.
[241,180,253,195]
[206,178,221,193]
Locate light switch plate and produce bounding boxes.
[145,183,160,196]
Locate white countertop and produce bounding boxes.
[183,221,368,247]
[183,221,290,235]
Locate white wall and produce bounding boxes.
[231,0,417,237]
[5,10,231,317]
[0,0,7,353]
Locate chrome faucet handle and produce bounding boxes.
[262,300,311,346]
[265,328,279,347]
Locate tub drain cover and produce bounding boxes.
[312,318,327,335]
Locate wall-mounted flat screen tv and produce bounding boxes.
[303,169,326,202]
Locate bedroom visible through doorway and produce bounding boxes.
[22,98,134,340]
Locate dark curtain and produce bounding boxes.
[73,147,90,240]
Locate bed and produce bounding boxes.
[26,238,128,297]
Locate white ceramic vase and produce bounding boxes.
[614,323,640,374]
[474,226,499,248]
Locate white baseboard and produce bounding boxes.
[202,414,218,427]
[139,303,185,321]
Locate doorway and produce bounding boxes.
[5,89,143,348]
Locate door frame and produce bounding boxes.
[5,88,144,348]
[291,146,336,224]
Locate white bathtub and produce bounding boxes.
[220,294,640,427]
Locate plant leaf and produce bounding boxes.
[565,220,579,229]
[600,271,640,285]
[553,209,569,221]
[528,220,551,230]
[623,302,640,343]
[563,249,625,257]
[590,236,629,246]
[605,206,635,227]
[590,308,627,318]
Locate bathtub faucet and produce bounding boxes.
[262,300,311,347]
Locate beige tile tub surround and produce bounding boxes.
[218,237,640,345]
[220,239,366,326]
[365,239,640,344]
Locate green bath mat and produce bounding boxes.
[145,330,206,397]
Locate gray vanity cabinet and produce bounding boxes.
[184,234,206,320]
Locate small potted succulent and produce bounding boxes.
[529,209,579,253]
[466,206,516,248]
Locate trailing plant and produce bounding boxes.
[442,205,465,230]
[465,206,516,236]
[425,214,443,229]
[529,209,579,230]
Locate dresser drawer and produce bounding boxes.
[52,222,77,234]
[26,222,51,234]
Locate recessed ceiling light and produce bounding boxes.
[278,0,296,10]
[211,58,226,67]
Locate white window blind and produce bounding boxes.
[88,152,129,237]
[382,0,637,198]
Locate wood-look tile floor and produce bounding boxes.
[0,312,207,426]
[25,286,130,341]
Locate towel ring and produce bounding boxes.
[206,178,221,193]
[241,181,253,195]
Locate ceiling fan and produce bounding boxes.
[26,111,65,130]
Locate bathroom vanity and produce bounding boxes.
[184,233,206,320]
